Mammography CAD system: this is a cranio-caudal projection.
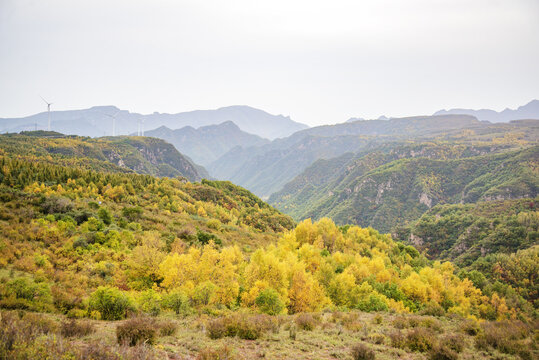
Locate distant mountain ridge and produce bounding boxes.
[144,121,269,166]
[208,114,483,197]
[0,105,308,140]
[433,99,539,122]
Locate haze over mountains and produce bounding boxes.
[434,99,539,123]
[346,99,539,124]
[0,105,307,140]
[144,121,269,167]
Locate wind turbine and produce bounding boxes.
[104,110,121,136]
[40,96,53,131]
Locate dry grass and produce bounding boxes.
[1,309,537,360]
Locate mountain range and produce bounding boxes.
[346,99,539,123]
[0,105,308,140]
[433,99,539,122]
[143,121,269,167]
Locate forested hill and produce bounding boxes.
[270,144,539,233]
[208,116,538,198]
[0,131,207,182]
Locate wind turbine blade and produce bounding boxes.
[40,95,49,105]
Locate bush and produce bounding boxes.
[440,334,465,353]
[460,319,481,336]
[97,208,112,225]
[420,302,445,317]
[389,330,406,349]
[163,290,190,315]
[295,313,316,331]
[61,319,94,337]
[236,317,262,340]
[138,289,162,316]
[368,333,385,345]
[206,314,269,340]
[428,344,458,360]
[196,344,235,360]
[475,320,530,355]
[116,317,157,346]
[89,287,133,320]
[157,320,177,336]
[66,308,87,319]
[206,317,228,339]
[255,288,285,315]
[406,328,437,352]
[351,343,375,360]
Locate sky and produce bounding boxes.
[1,0,538,126]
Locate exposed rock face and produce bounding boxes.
[410,233,424,247]
[375,181,392,204]
[419,193,432,208]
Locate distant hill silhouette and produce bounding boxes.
[144,121,269,166]
[0,105,308,140]
[434,99,539,122]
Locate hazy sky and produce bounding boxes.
[1,0,538,126]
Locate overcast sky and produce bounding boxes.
[1,0,538,126]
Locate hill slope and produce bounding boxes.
[209,115,511,198]
[270,144,538,233]
[0,132,206,181]
[144,121,269,166]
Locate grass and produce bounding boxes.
[1,310,536,359]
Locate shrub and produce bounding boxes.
[206,314,268,340]
[460,319,481,336]
[392,316,409,329]
[351,343,375,360]
[357,294,388,312]
[61,319,94,337]
[206,219,222,231]
[236,317,262,340]
[295,313,316,331]
[475,320,530,355]
[89,287,133,320]
[368,333,385,345]
[163,290,190,315]
[428,344,458,360]
[440,334,465,353]
[255,288,285,315]
[372,314,383,324]
[389,330,406,349]
[196,344,235,360]
[157,320,177,336]
[97,208,112,225]
[406,328,437,352]
[66,308,87,319]
[420,302,445,317]
[206,317,228,339]
[138,289,162,316]
[116,317,157,346]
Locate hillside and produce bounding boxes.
[270,144,538,232]
[0,132,207,181]
[210,116,537,198]
[0,136,537,360]
[393,199,538,307]
[0,105,308,140]
[144,121,269,166]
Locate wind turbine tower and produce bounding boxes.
[40,96,53,131]
[104,110,120,136]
